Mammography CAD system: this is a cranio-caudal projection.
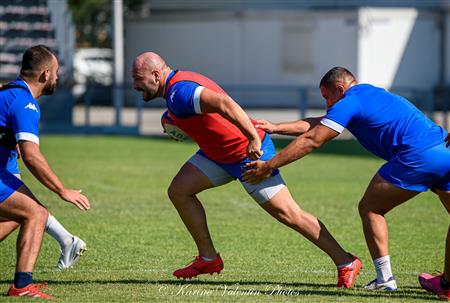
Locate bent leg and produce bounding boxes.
[259,185,352,266]
[358,173,419,260]
[168,160,232,259]
[0,185,48,272]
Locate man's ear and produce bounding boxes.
[337,84,346,95]
[152,70,160,83]
[38,69,50,83]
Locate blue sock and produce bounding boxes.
[14,272,33,288]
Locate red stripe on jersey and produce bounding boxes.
[165,71,265,163]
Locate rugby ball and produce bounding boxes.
[161,110,188,142]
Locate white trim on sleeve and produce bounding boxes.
[320,118,345,133]
[193,86,205,114]
[15,132,39,144]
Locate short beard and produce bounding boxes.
[143,90,157,102]
[42,81,56,95]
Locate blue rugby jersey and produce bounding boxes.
[0,78,40,171]
[321,84,447,160]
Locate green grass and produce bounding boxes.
[0,135,447,302]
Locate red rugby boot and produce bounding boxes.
[419,272,450,300]
[7,283,54,299]
[337,254,362,288]
[173,254,224,279]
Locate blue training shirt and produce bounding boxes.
[321,84,447,160]
[165,70,204,118]
[0,78,40,171]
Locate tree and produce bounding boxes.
[68,0,148,48]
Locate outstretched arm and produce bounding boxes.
[19,140,90,210]
[255,117,322,136]
[200,88,263,160]
[242,124,339,184]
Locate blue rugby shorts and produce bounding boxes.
[379,142,450,192]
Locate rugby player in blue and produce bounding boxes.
[243,67,450,299]
[0,83,87,271]
[0,45,90,299]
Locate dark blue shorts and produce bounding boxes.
[197,133,280,181]
[0,169,23,203]
[379,142,450,192]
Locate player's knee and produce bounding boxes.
[278,212,295,226]
[21,202,48,225]
[167,181,187,201]
[358,200,371,217]
[34,204,48,225]
[358,199,384,217]
[274,207,300,226]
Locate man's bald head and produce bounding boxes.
[133,52,167,73]
[132,52,172,102]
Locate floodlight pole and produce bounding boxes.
[112,0,124,128]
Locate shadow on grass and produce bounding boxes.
[0,278,434,301]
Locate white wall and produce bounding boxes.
[358,8,440,89]
[125,8,444,107]
[125,16,243,84]
[125,11,358,87]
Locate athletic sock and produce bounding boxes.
[373,255,393,283]
[14,272,32,288]
[441,276,450,289]
[201,256,215,262]
[45,216,73,248]
[337,261,353,269]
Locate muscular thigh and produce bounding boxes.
[241,172,286,204]
[360,173,419,214]
[170,154,234,196]
[0,185,47,223]
[435,189,450,214]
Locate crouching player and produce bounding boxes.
[132,52,362,287]
[0,45,90,298]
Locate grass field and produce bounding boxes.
[0,135,447,302]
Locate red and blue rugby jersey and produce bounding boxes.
[164,70,265,164]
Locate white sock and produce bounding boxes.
[373,255,393,283]
[45,216,73,248]
[337,261,353,269]
[201,256,215,262]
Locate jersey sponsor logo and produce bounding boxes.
[170,89,177,103]
[24,102,38,112]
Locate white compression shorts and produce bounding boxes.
[188,153,286,204]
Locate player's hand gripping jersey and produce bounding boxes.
[164,70,265,164]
